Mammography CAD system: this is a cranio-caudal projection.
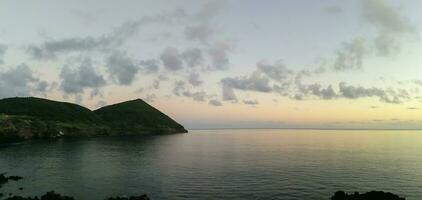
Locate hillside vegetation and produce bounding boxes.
[0,97,102,123]
[94,99,186,133]
[0,97,186,144]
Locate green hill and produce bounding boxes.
[94,99,187,134]
[0,97,101,123]
[0,97,186,144]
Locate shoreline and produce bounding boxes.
[0,130,188,146]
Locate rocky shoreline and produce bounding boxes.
[0,173,150,200]
[0,174,23,188]
[0,114,187,145]
[1,173,406,200]
[331,190,405,200]
[4,191,150,200]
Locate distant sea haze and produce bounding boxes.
[1,129,419,199]
[184,121,422,130]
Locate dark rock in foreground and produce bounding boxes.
[331,190,405,200]
[1,173,407,200]
[105,194,150,200]
[1,174,150,200]
[5,191,74,200]
[0,173,23,188]
[4,191,150,200]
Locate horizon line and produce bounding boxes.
[187,127,422,131]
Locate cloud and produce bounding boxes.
[187,73,203,86]
[27,9,187,60]
[220,58,412,105]
[413,80,422,86]
[173,80,187,96]
[27,36,115,60]
[339,82,384,99]
[182,90,207,102]
[144,93,157,102]
[221,71,272,93]
[220,60,333,102]
[243,99,259,105]
[1,64,37,86]
[35,81,49,94]
[60,58,106,95]
[291,71,308,95]
[105,51,139,85]
[160,47,183,71]
[207,41,232,70]
[185,23,215,44]
[328,0,416,72]
[303,84,337,100]
[293,71,337,100]
[258,60,296,96]
[0,44,7,64]
[220,60,292,102]
[362,0,416,56]
[338,82,405,104]
[333,38,366,71]
[363,0,414,34]
[112,9,186,41]
[0,64,46,98]
[257,61,292,82]
[136,87,144,93]
[293,94,303,100]
[160,43,230,71]
[209,99,222,106]
[193,0,226,22]
[222,84,237,101]
[172,80,207,102]
[151,79,160,90]
[182,48,203,67]
[139,59,160,74]
[158,74,169,81]
[182,1,231,70]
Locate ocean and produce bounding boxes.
[1,129,421,199]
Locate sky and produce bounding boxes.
[2,0,422,129]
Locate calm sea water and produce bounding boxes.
[1,129,422,200]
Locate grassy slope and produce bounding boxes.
[0,97,102,123]
[0,97,108,143]
[0,97,186,143]
[94,99,186,132]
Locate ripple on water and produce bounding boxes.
[0,129,421,199]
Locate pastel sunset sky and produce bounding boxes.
[2,0,422,129]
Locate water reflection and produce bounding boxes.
[1,130,422,199]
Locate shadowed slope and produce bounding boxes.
[0,97,186,144]
[94,99,187,134]
[0,97,101,123]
